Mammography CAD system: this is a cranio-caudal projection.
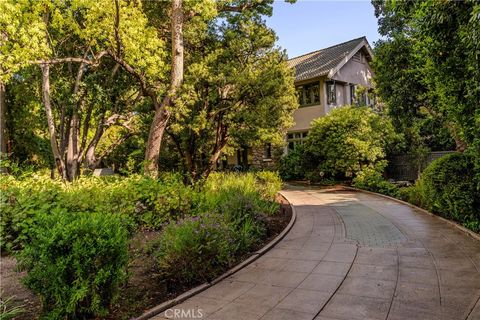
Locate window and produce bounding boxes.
[287,131,308,150]
[349,84,355,105]
[358,91,367,106]
[326,81,336,104]
[296,82,320,107]
[263,143,272,160]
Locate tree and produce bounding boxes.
[304,106,399,180]
[142,0,185,176]
[4,68,52,168]
[372,0,479,153]
[166,2,297,181]
[1,0,167,180]
[412,0,480,151]
[0,0,51,158]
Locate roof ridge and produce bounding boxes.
[288,36,366,61]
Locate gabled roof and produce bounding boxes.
[288,37,373,82]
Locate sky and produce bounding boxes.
[265,0,382,58]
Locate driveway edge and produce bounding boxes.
[341,186,480,242]
[132,192,297,320]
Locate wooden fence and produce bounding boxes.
[386,151,455,181]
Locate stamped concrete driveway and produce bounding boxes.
[153,187,480,320]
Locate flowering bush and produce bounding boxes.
[1,170,283,316]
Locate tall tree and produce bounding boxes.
[0,81,6,156]
[0,0,51,159]
[2,0,167,179]
[371,0,471,153]
[143,0,185,176]
[166,1,297,180]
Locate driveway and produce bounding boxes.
[153,187,480,320]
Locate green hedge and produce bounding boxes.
[401,153,479,232]
[278,144,307,180]
[17,210,128,319]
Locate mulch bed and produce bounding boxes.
[1,195,292,320]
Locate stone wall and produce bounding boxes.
[250,145,283,170]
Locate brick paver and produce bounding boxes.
[152,188,480,320]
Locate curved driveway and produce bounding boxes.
[154,187,480,320]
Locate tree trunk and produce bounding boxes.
[201,146,225,181]
[145,99,170,175]
[0,81,6,157]
[144,0,184,176]
[41,64,67,179]
[447,121,468,152]
[66,112,79,181]
[83,117,104,170]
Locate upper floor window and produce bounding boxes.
[326,81,336,104]
[296,82,320,107]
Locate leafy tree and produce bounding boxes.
[167,7,297,181]
[1,0,167,180]
[4,68,52,168]
[372,0,479,154]
[3,0,298,180]
[0,0,51,156]
[304,106,399,180]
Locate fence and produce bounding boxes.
[386,151,455,181]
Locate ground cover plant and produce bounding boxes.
[0,171,283,319]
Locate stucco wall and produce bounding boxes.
[290,104,324,131]
[332,58,374,87]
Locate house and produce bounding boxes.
[286,36,375,150]
[224,36,375,169]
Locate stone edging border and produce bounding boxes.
[341,186,480,242]
[132,192,297,320]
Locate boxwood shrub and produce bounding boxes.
[17,210,129,319]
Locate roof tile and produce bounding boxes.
[288,37,366,82]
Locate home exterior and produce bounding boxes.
[224,36,375,169]
[286,36,375,151]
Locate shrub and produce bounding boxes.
[352,168,399,197]
[278,145,307,180]
[254,171,282,201]
[0,175,62,252]
[153,171,282,284]
[398,182,428,208]
[153,215,233,284]
[0,174,197,251]
[17,210,129,319]
[203,172,280,216]
[304,106,400,180]
[411,153,480,231]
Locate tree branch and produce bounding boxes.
[30,51,108,66]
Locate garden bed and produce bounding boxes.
[0,192,292,320]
